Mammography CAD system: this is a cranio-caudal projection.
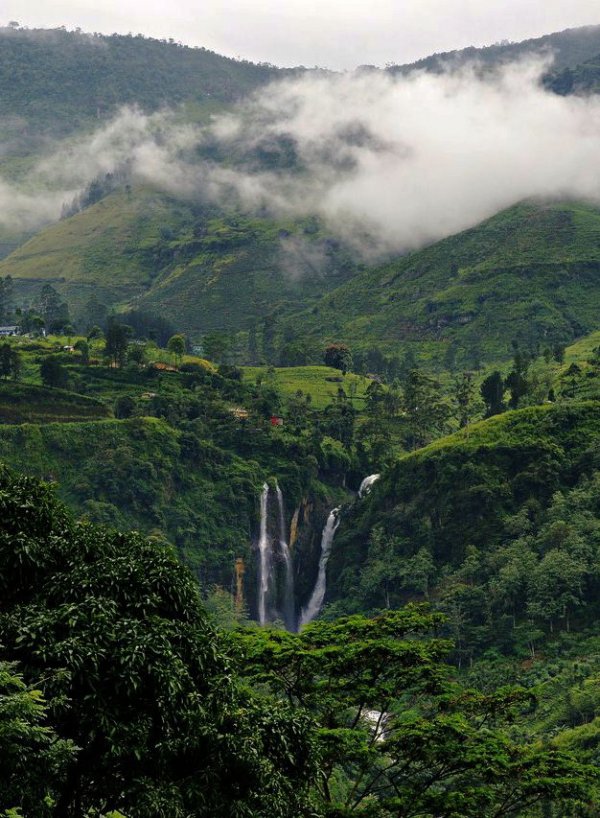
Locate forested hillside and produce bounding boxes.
[391,23,600,75]
[0,189,359,332]
[0,24,280,142]
[330,401,600,649]
[288,201,600,366]
[3,19,600,817]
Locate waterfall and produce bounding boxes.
[358,473,380,498]
[276,484,296,631]
[257,483,271,625]
[300,508,340,627]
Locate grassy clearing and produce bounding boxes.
[565,330,600,365]
[243,365,372,410]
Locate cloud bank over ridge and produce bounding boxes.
[2,57,600,258]
[206,58,600,253]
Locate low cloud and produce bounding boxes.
[0,108,198,230]
[2,57,600,257]
[204,57,600,255]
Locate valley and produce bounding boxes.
[2,17,600,818]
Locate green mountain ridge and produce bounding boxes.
[0,187,360,334]
[392,24,600,76]
[0,25,282,145]
[288,200,600,365]
[328,399,600,653]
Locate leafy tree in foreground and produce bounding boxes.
[234,609,595,817]
[0,468,315,818]
[0,661,75,816]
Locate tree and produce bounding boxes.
[359,526,405,608]
[401,368,450,449]
[235,608,593,817]
[452,371,477,428]
[0,344,21,380]
[40,357,69,389]
[0,275,14,324]
[104,319,131,367]
[73,339,89,364]
[38,284,70,333]
[87,325,104,341]
[262,313,278,362]
[167,333,186,362]
[324,343,352,374]
[480,371,506,417]
[127,342,146,368]
[528,549,586,632]
[505,349,531,409]
[0,661,75,816]
[83,294,108,331]
[114,395,136,419]
[202,332,230,364]
[0,467,316,818]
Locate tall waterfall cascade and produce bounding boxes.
[299,508,340,627]
[257,483,271,626]
[257,473,379,629]
[358,473,380,498]
[256,481,298,629]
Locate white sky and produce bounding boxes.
[2,0,600,69]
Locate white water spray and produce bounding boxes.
[300,508,340,627]
[358,473,380,498]
[257,482,271,625]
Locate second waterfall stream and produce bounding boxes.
[299,508,340,627]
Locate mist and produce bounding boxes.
[2,57,600,256]
[205,57,600,254]
[0,108,198,230]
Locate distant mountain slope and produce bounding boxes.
[288,201,600,363]
[390,24,600,76]
[0,188,187,315]
[550,52,600,94]
[0,187,359,334]
[0,26,282,144]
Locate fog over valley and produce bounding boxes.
[3,55,600,258]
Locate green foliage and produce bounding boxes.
[0,26,279,140]
[400,368,450,450]
[324,343,352,374]
[0,343,21,380]
[288,201,600,367]
[39,356,69,389]
[0,466,316,817]
[235,609,595,817]
[330,401,600,659]
[480,370,505,416]
[104,319,132,367]
[0,381,109,423]
[167,333,186,360]
[0,661,75,815]
[73,338,89,364]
